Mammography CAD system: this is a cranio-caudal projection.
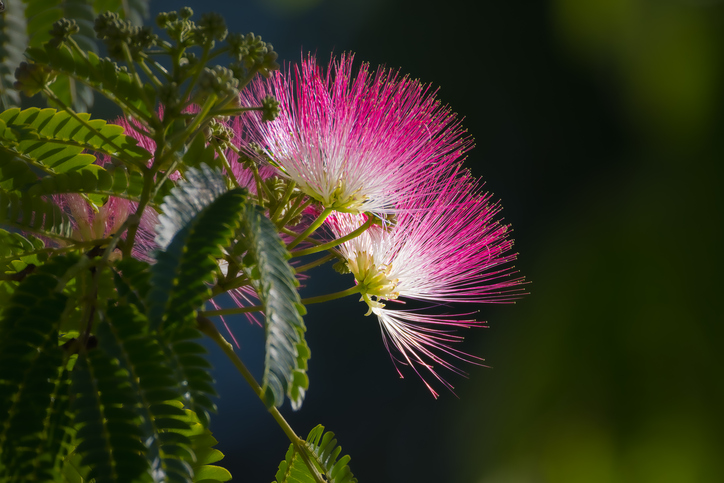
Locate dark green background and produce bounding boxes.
[148,0,724,481]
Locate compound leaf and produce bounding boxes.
[147,164,247,333]
[239,204,309,410]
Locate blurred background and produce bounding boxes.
[152,0,721,481]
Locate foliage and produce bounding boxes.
[0,1,515,481]
[0,3,349,482]
[273,425,357,483]
[238,203,310,411]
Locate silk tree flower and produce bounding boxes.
[237,53,470,214]
[54,193,158,262]
[325,168,525,396]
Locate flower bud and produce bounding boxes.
[14,62,56,97]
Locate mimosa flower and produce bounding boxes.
[326,169,525,396]
[237,53,470,214]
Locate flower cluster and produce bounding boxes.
[241,54,525,395]
[55,53,524,396]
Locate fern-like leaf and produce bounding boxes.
[0,107,151,164]
[71,345,150,483]
[147,164,247,332]
[169,404,232,483]
[0,255,78,481]
[112,257,151,311]
[0,107,151,192]
[97,303,195,483]
[26,163,175,204]
[160,327,217,429]
[273,425,357,483]
[0,0,28,109]
[112,258,217,433]
[239,204,310,410]
[25,44,156,119]
[26,0,99,112]
[0,187,74,238]
[0,229,47,304]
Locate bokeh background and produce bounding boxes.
[153,0,720,481]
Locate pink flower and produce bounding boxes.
[326,168,525,396]
[238,53,469,214]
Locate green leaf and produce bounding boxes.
[60,452,91,483]
[96,304,194,483]
[239,204,309,410]
[0,255,78,481]
[160,327,217,429]
[25,44,155,120]
[0,0,28,109]
[182,132,218,172]
[25,0,99,112]
[112,258,218,429]
[168,404,232,483]
[273,425,357,483]
[0,107,156,201]
[0,107,151,180]
[147,164,247,333]
[71,346,150,483]
[0,188,74,239]
[0,229,48,306]
[112,257,151,311]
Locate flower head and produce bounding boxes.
[326,168,525,396]
[239,53,469,214]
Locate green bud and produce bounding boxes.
[133,26,157,51]
[156,12,170,28]
[261,95,280,122]
[333,259,352,275]
[48,18,79,48]
[259,43,280,78]
[198,65,239,98]
[196,12,228,45]
[180,7,194,19]
[94,12,121,40]
[14,62,56,97]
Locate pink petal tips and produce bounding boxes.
[326,167,525,397]
[239,53,470,215]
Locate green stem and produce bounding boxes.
[158,94,217,169]
[291,216,373,257]
[122,165,156,258]
[201,284,362,318]
[277,196,312,229]
[64,39,152,124]
[121,43,156,123]
[197,317,326,483]
[294,253,336,274]
[211,106,265,117]
[300,284,362,305]
[181,44,212,102]
[287,207,333,250]
[139,53,171,80]
[137,58,165,88]
[271,181,296,222]
[213,141,240,188]
[251,161,270,205]
[202,304,261,318]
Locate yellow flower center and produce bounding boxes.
[347,251,399,315]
